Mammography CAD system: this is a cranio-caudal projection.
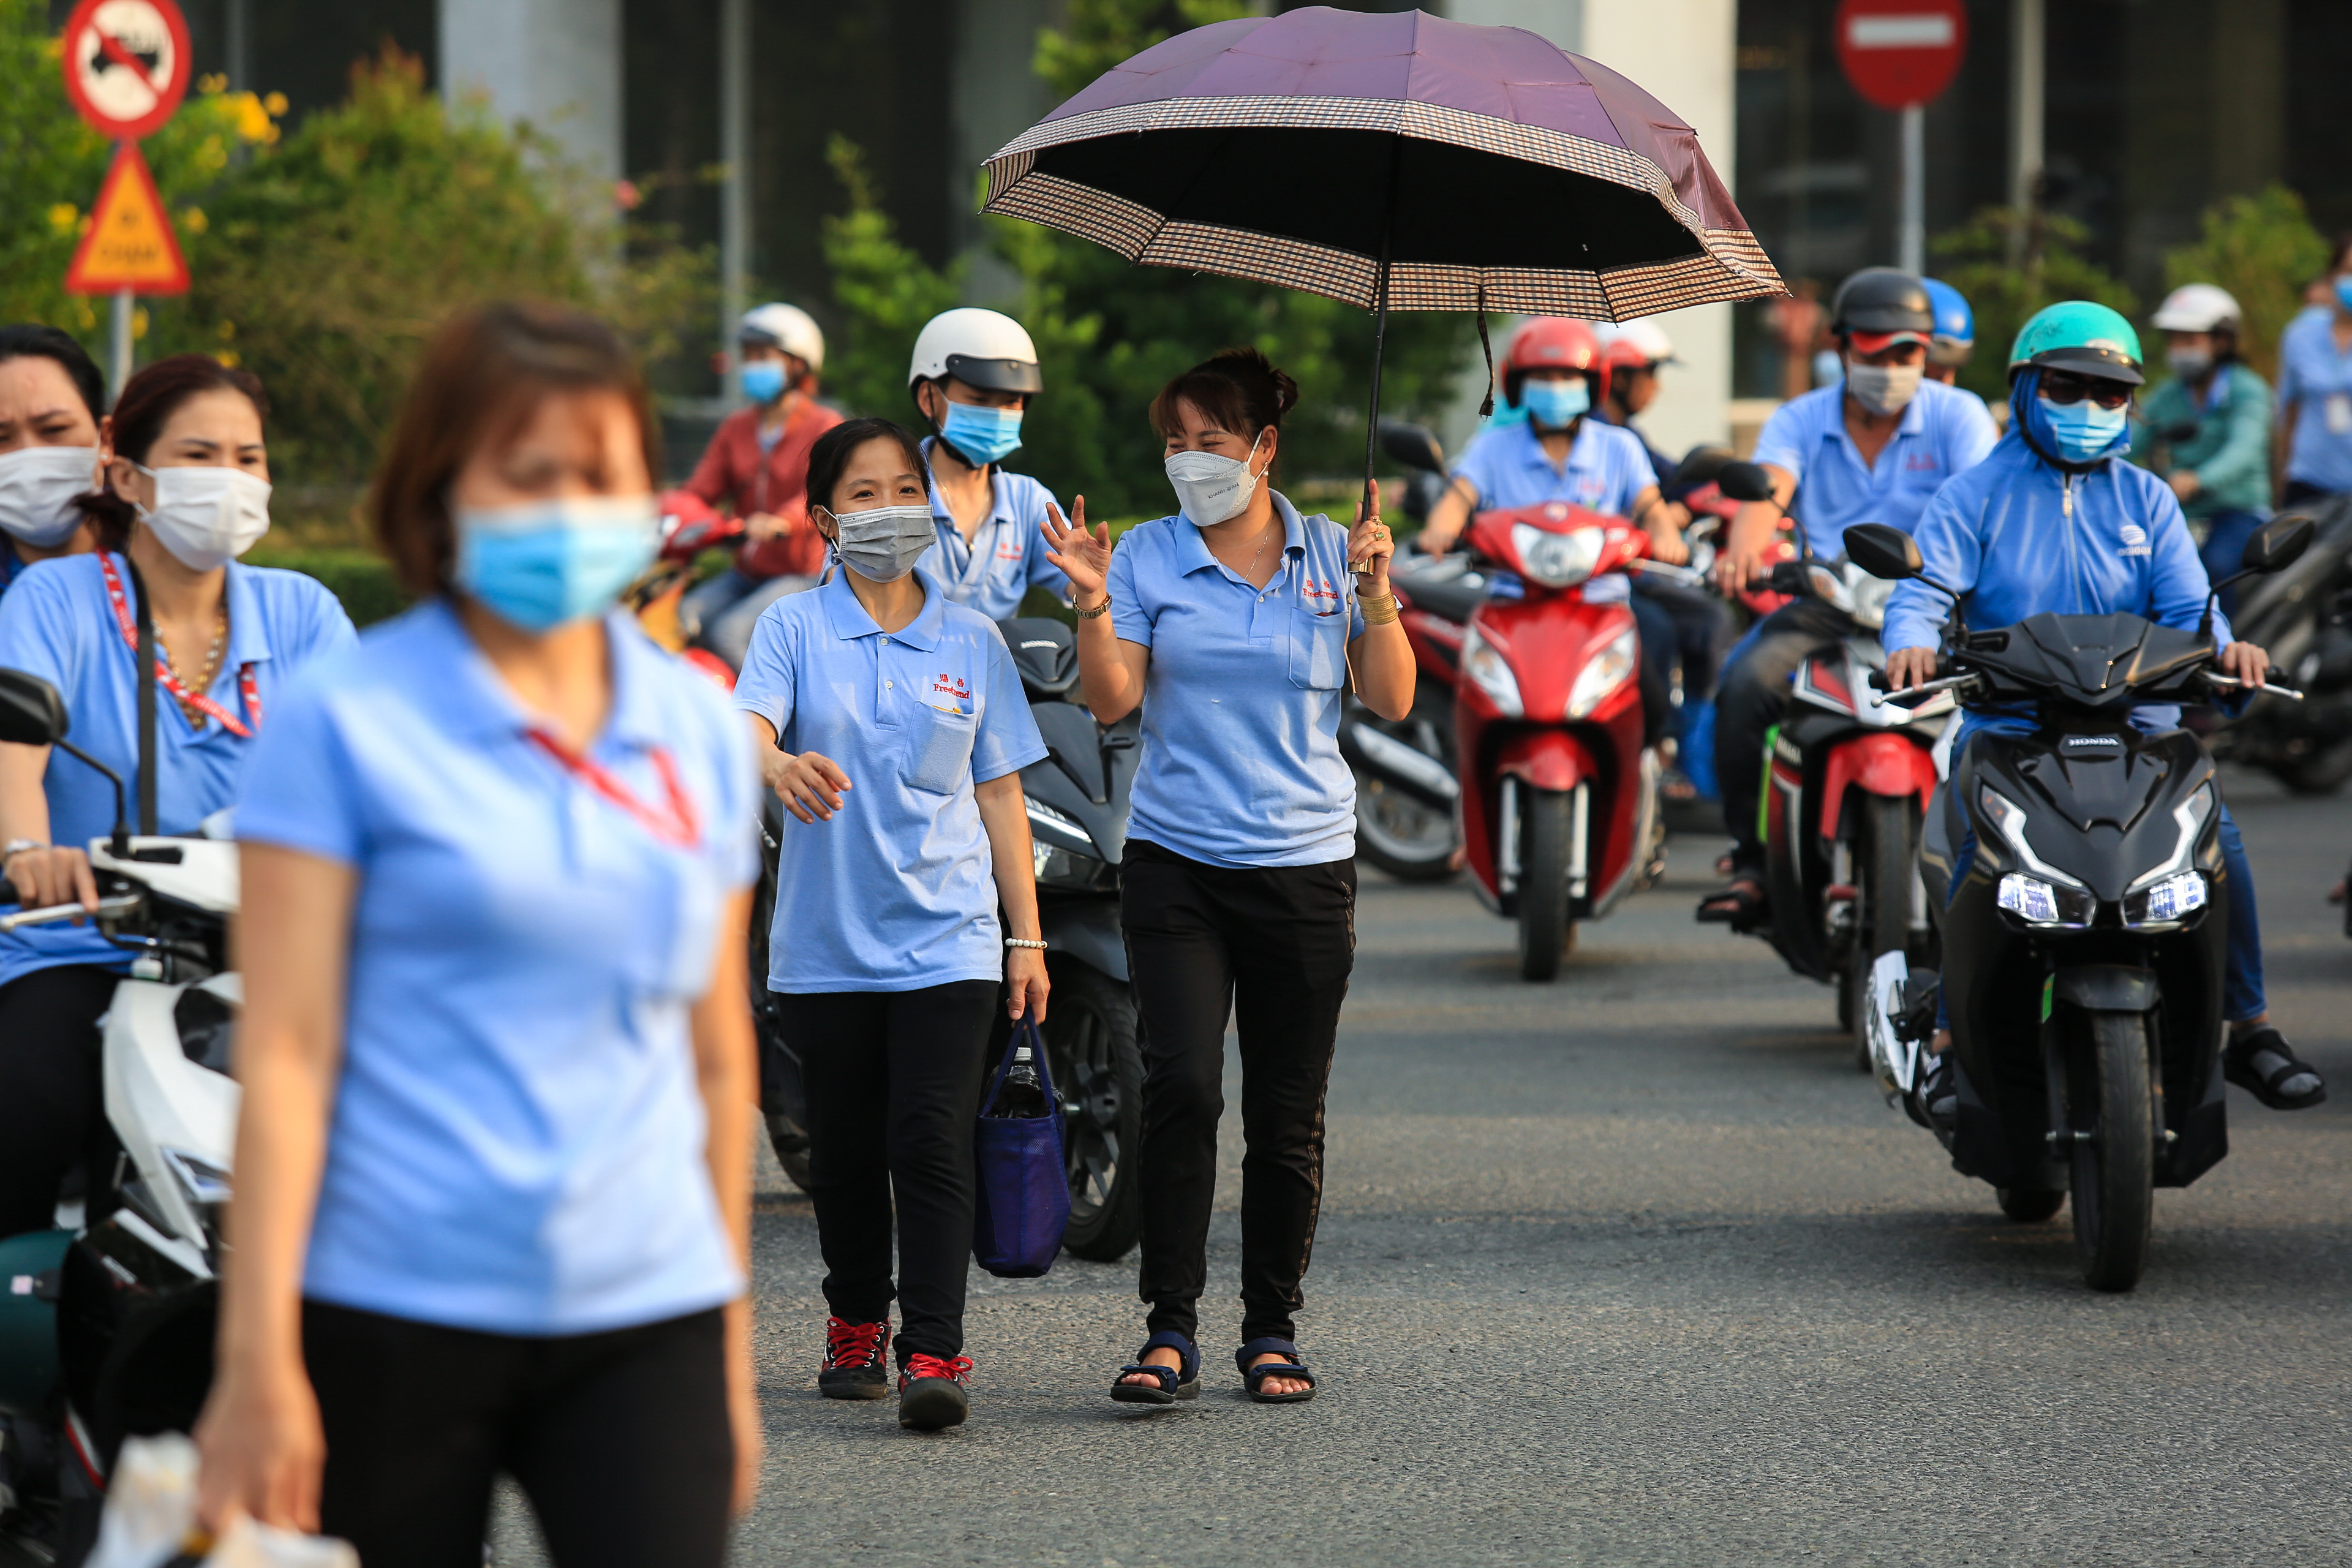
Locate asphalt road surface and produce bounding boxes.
[509,771,2337,1562]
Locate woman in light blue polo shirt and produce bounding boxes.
[1042,348,1413,1406]
[734,416,1049,1434]
[0,354,353,1241]
[2275,235,2352,505]
[194,304,760,1564]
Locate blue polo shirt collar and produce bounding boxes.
[818,564,946,652]
[423,597,673,748]
[221,560,277,671]
[1173,492,1307,582]
[921,437,1013,529]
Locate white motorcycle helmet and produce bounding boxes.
[2149,284,2242,336]
[739,302,825,373]
[907,307,1043,399]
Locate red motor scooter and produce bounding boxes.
[1453,502,1668,981]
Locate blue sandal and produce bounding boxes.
[1110,1331,1199,1405]
[1236,1337,1317,1404]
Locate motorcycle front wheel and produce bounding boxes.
[1517,786,1577,982]
[1043,961,1144,1261]
[2068,1009,2155,1292]
[1353,770,1458,881]
[1845,794,1917,1073]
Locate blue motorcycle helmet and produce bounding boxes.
[1921,277,1974,371]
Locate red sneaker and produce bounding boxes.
[820,1317,891,1401]
[896,1352,973,1431]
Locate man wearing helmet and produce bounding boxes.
[1700,269,1997,925]
[906,308,1070,619]
[680,302,845,666]
[2130,284,2275,614]
[1883,301,2323,1120]
[1593,319,1681,489]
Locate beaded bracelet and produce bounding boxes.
[1005,938,1050,949]
[1073,596,1114,620]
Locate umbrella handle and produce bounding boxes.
[1357,140,1403,570]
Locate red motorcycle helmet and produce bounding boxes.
[1502,317,1610,412]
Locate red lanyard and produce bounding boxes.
[524,729,701,850]
[97,552,259,739]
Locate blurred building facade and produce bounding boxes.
[146,1,2348,446]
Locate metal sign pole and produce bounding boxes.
[110,288,133,401]
[718,0,749,401]
[1898,103,1924,276]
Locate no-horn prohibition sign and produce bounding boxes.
[60,0,192,141]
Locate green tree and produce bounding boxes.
[2161,184,2328,386]
[819,0,1472,519]
[1932,208,2139,404]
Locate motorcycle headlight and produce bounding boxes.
[1564,625,1640,718]
[1460,625,1524,718]
[1512,524,1604,588]
[1997,872,2096,928]
[2124,870,2208,928]
[1848,574,1893,630]
[1031,840,1115,892]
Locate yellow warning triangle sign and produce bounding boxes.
[65,142,189,296]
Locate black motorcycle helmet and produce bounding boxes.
[1830,268,1936,339]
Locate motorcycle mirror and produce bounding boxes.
[1714,460,1776,504]
[2239,513,2315,576]
[0,668,66,747]
[1377,420,1447,475]
[1842,523,1923,582]
[1668,444,1734,492]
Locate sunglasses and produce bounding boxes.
[2039,371,2133,410]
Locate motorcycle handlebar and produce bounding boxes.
[0,892,143,933]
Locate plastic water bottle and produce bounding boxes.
[990,1045,1049,1119]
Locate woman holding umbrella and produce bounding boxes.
[1042,347,1411,1403]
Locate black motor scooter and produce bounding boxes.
[748,617,1145,1262]
[1850,518,2312,1292]
[2205,494,2352,793]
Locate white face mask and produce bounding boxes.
[1164,431,1268,526]
[0,445,97,548]
[1845,361,1923,417]
[128,462,272,570]
[827,502,935,582]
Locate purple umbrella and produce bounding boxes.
[981,7,1783,507]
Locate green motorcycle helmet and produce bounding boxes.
[2007,300,2144,385]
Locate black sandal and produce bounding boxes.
[1236,1338,1317,1404]
[1696,877,1766,929]
[1110,1331,1199,1405]
[2226,1027,2327,1110]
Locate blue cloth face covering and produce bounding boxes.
[2335,275,2352,314]
[941,401,1023,466]
[2035,392,2131,462]
[454,496,660,632]
[740,360,787,405]
[1518,376,1591,430]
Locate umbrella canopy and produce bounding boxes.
[981,6,1782,322]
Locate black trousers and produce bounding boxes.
[0,965,119,1238]
[303,1300,731,1568]
[1635,575,1740,703]
[1713,597,1859,873]
[773,980,997,1362]
[1121,840,1355,1347]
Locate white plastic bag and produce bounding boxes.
[85,1433,201,1568]
[201,1516,360,1567]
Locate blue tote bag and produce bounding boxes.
[971,1016,1071,1278]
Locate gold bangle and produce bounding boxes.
[1073,595,1113,620]
[1360,592,1400,627]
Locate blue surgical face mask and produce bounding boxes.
[1518,375,1590,430]
[2037,394,2132,462]
[940,400,1023,467]
[2334,276,2352,314]
[740,359,787,405]
[453,496,660,632]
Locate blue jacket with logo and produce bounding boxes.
[1884,427,2230,661]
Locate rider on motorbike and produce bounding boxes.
[2128,284,2276,616]
[907,308,1070,619]
[1699,268,1999,925]
[1884,301,2325,1118]
[1420,317,1689,744]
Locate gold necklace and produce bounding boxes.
[160,604,228,726]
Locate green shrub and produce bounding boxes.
[244,548,408,627]
[2161,186,2329,386]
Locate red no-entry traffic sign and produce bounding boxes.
[59,0,192,141]
[1835,0,1968,111]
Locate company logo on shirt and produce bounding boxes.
[932,673,971,700]
[1301,576,1343,614]
[2119,523,2150,557]
[995,540,1023,562]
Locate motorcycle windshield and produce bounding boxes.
[1964,614,2214,707]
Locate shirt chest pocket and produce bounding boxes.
[905,699,978,794]
[1286,604,1349,691]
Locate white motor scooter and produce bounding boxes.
[0,667,238,1566]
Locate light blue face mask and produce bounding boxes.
[453,496,660,632]
[740,360,787,405]
[940,400,1023,467]
[1518,375,1590,430]
[2335,276,2352,314]
[2038,395,2131,462]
